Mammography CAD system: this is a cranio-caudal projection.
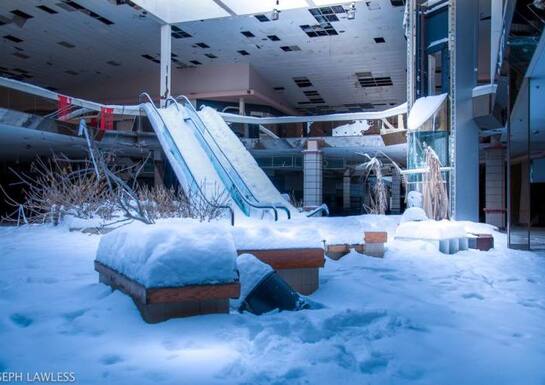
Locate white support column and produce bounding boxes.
[303,140,323,210]
[160,24,172,107]
[484,146,506,228]
[239,97,249,138]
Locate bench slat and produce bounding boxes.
[237,248,325,269]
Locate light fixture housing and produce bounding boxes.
[272,0,280,20]
[347,2,356,20]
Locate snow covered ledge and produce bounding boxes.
[95,220,240,323]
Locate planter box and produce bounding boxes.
[325,244,351,260]
[237,248,325,295]
[468,233,494,251]
[95,261,240,323]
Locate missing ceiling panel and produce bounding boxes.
[4,35,23,43]
[57,41,75,48]
[273,87,285,91]
[304,90,320,96]
[11,9,34,20]
[171,25,191,38]
[241,30,255,38]
[280,45,301,52]
[194,42,210,48]
[36,5,59,14]
[65,70,78,75]
[59,1,114,25]
[190,60,202,65]
[237,50,250,56]
[267,35,280,41]
[107,60,121,66]
[255,14,269,22]
[300,23,338,38]
[308,7,343,23]
[205,53,217,59]
[390,0,405,6]
[374,37,386,43]
[141,54,160,63]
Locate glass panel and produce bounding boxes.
[529,78,545,249]
[508,78,530,249]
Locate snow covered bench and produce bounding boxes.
[395,220,469,254]
[95,221,240,323]
[236,248,325,295]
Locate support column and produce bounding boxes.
[484,146,506,228]
[303,140,322,210]
[343,169,351,213]
[239,97,249,138]
[390,167,401,214]
[153,150,164,188]
[160,24,171,107]
[397,114,405,130]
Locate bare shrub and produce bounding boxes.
[359,154,388,215]
[137,183,230,222]
[1,155,115,224]
[422,146,449,220]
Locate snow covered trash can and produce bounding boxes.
[234,254,308,315]
[94,220,240,323]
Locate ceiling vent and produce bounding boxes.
[356,73,394,88]
[374,37,386,43]
[190,60,202,65]
[390,0,405,6]
[194,42,209,48]
[267,35,280,41]
[237,50,250,56]
[205,53,217,59]
[141,54,160,63]
[293,77,313,87]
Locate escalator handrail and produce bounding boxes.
[169,96,291,220]
[166,97,283,221]
[138,92,234,226]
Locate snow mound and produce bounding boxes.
[408,93,447,131]
[400,207,428,223]
[395,220,467,240]
[232,222,324,250]
[96,220,238,288]
[233,253,273,307]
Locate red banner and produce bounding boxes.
[57,95,71,121]
[99,107,114,131]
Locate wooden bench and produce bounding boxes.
[325,232,388,260]
[236,248,325,295]
[95,261,240,323]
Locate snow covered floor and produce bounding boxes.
[1,217,545,384]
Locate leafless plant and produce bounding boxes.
[359,154,388,215]
[137,183,229,222]
[1,155,116,224]
[422,146,449,220]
